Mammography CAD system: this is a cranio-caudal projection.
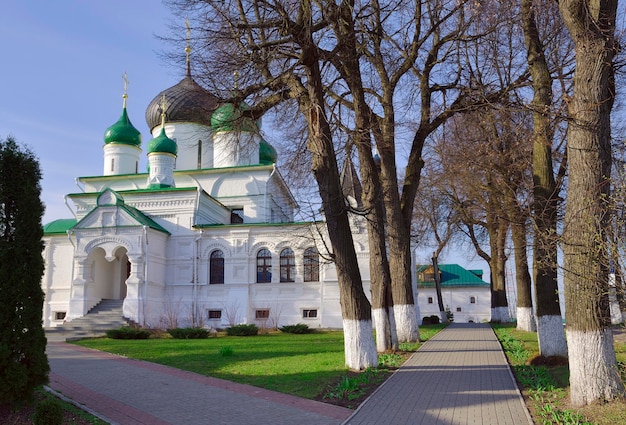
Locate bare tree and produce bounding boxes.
[521,0,568,356]
[558,0,625,405]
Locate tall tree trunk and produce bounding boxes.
[378,127,420,343]
[295,6,377,369]
[432,255,448,323]
[509,210,535,332]
[521,0,567,356]
[330,2,397,351]
[559,0,625,405]
[489,219,510,323]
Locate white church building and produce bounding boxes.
[41,56,491,332]
[41,64,376,330]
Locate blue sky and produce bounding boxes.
[1,1,491,275]
[1,1,180,223]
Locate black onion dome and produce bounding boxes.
[145,75,220,131]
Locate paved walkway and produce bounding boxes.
[344,323,533,425]
[46,323,532,425]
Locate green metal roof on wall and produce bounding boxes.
[104,107,142,147]
[147,128,177,155]
[259,139,277,164]
[417,264,489,288]
[211,103,258,132]
[43,218,78,235]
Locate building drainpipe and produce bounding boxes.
[143,226,149,327]
[194,234,202,326]
[264,164,277,222]
[66,230,76,322]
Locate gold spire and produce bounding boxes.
[185,18,191,76]
[160,94,167,128]
[233,70,240,91]
[122,72,129,109]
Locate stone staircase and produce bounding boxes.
[46,299,130,342]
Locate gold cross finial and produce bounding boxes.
[233,70,240,91]
[122,72,129,108]
[160,94,167,127]
[185,18,191,73]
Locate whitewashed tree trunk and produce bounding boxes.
[537,315,567,357]
[393,304,420,342]
[491,306,510,323]
[516,306,536,332]
[372,308,390,352]
[567,329,624,405]
[344,319,378,370]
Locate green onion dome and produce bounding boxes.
[104,107,142,146]
[211,103,258,132]
[259,139,277,164]
[147,128,177,156]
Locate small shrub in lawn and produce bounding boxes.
[106,326,150,339]
[168,327,210,339]
[34,397,63,425]
[218,346,234,357]
[226,324,259,336]
[429,315,440,324]
[279,323,311,334]
[378,352,404,368]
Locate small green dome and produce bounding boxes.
[259,140,277,164]
[104,107,142,146]
[147,128,177,155]
[211,103,257,132]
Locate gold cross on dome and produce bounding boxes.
[160,94,168,127]
[122,72,129,107]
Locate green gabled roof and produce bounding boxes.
[417,264,489,288]
[117,203,170,234]
[43,218,78,235]
[73,189,170,235]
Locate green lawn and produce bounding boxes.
[75,326,446,401]
[493,323,626,425]
[77,331,345,398]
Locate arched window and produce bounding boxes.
[256,248,272,283]
[280,248,295,282]
[303,247,319,282]
[209,250,224,284]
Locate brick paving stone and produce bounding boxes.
[46,323,531,425]
[343,323,533,425]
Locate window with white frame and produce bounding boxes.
[207,310,222,319]
[256,249,272,283]
[470,296,476,304]
[303,247,319,282]
[427,297,433,304]
[280,248,295,282]
[54,311,66,321]
[302,309,318,318]
[255,309,270,319]
[209,250,224,284]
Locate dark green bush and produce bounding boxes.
[429,315,440,324]
[106,326,150,339]
[279,323,311,334]
[168,327,210,339]
[226,324,259,336]
[34,397,63,425]
[422,316,432,325]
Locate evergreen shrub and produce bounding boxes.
[106,326,150,339]
[34,397,63,425]
[0,138,49,408]
[226,324,259,336]
[279,323,311,334]
[168,327,210,339]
